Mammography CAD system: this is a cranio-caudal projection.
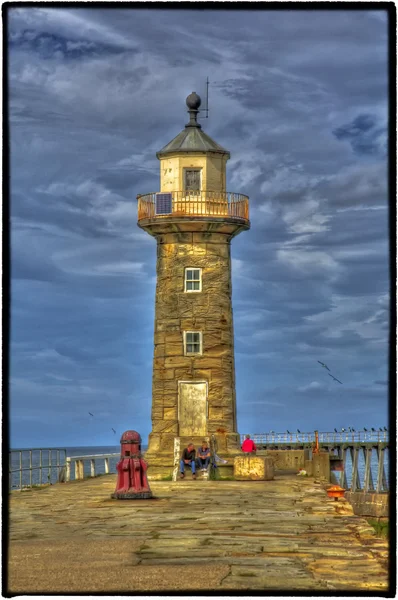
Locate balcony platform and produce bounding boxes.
[137,191,250,237]
[8,473,388,593]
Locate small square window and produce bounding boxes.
[185,268,202,293]
[184,331,202,355]
[184,169,201,192]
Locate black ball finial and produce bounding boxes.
[186,92,201,110]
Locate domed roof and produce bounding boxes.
[156,92,230,159]
[157,127,230,158]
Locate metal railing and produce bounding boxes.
[9,448,67,491]
[137,190,249,221]
[65,453,120,481]
[240,432,389,493]
[9,450,121,490]
[331,444,389,493]
[241,430,389,445]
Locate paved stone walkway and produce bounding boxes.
[8,473,389,593]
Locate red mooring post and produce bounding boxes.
[112,430,153,499]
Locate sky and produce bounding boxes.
[8,6,390,448]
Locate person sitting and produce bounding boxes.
[241,434,257,453]
[197,441,211,471]
[180,443,196,479]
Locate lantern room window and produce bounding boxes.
[185,268,202,292]
[184,169,201,192]
[184,331,202,355]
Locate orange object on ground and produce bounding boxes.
[327,485,345,501]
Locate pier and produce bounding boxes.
[8,469,389,593]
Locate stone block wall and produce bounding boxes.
[258,449,310,471]
[159,153,227,192]
[345,491,389,518]
[312,452,331,482]
[234,456,275,481]
[146,228,239,458]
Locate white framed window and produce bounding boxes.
[185,268,202,293]
[184,331,203,355]
[184,168,202,192]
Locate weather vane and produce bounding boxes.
[197,76,209,120]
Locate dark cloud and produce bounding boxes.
[9,29,131,60]
[333,114,387,156]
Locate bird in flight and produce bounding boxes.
[112,428,116,434]
[88,412,94,417]
[317,361,330,371]
[328,373,343,384]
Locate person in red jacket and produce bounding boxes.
[241,434,257,453]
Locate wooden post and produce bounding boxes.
[339,446,348,489]
[172,438,180,482]
[381,452,388,491]
[376,447,385,493]
[104,458,109,474]
[75,460,84,480]
[351,447,360,491]
[66,458,71,482]
[90,459,96,478]
[363,447,374,492]
[58,466,66,483]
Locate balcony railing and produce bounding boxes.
[137,191,249,221]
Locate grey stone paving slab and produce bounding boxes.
[8,474,389,593]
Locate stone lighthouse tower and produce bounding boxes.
[137,92,250,479]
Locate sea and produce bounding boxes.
[9,444,389,491]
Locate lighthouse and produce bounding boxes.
[137,92,250,479]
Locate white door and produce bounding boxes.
[178,381,207,436]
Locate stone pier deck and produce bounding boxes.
[8,473,389,593]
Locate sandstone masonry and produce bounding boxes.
[137,92,250,478]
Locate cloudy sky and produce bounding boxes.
[8,7,390,448]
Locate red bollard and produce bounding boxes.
[112,430,153,499]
